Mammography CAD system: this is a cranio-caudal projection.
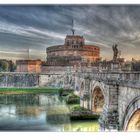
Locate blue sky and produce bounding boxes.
[0,5,140,60]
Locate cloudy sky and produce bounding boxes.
[0,5,140,61]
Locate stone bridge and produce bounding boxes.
[1,70,140,131]
[65,70,140,131]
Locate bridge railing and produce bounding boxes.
[75,71,140,87]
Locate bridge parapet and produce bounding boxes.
[75,71,140,88]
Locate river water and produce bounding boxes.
[0,93,99,131]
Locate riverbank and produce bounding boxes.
[60,90,100,120]
[0,87,60,94]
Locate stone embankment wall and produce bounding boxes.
[39,74,64,87]
[0,72,64,88]
[0,72,39,87]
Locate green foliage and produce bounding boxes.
[0,60,15,72]
[65,93,80,104]
[0,88,60,94]
[0,61,8,72]
[67,93,78,98]
[69,104,100,120]
[59,89,79,104]
[70,114,100,120]
[68,104,80,111]
[71,105,88,112]
[58,88,64,95]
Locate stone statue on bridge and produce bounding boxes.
[112,44,118,61]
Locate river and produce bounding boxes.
[0,93,99,131]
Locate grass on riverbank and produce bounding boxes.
[0,87,60,94]
[69,104,100,120]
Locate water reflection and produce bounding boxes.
[0,93,99,131]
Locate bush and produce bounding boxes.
[67,93,78,98]
[71,105,88,112]
[58,88,64,95]
[67,98,80,104]
[65,93,80,104]
[70,105,100,120]
[70,114,100,120]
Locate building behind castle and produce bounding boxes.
[16,59,42,73]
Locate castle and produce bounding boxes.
[46,28,100,67]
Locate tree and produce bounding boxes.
[0,60,15,72]
[0,60,9,72]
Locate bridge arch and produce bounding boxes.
[122,96,140,131]
[91,81,106,113]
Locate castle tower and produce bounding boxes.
[64,19,85,48]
